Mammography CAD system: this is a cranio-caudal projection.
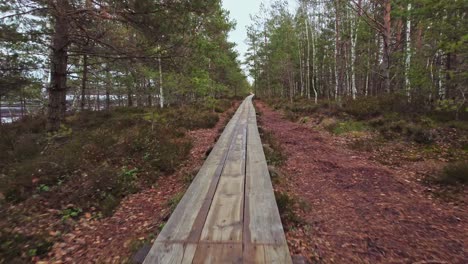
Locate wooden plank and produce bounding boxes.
[143,243,197,264]
[192,244,243,264]
[160,99,247,240]
[198,105,249,243]
[249,245,292,264]
[145,100,249,263]
[244,98,292,263]
[246,99,287,243]
[184,101,251,243]
[144,96,292,263]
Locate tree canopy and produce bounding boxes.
[0,0,248,129]
[245,0,467,110]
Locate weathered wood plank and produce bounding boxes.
[143,243,197,264]
[192,244,243,264]
[246,100,287,243]
[145,100,249,263]
[250,244,292,264]
[157,100,247,240]
[144,96,292,263]
[244,98,292,263]
[198,104,249,243]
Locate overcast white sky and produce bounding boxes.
[221,0,298,77]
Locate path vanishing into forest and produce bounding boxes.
[143,95,292,263]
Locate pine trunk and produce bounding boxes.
[382,0,392,93]
[47,8,70,131]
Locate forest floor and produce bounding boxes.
[0,100,239,263]
[46,108,235,263]
[256,101,467,264]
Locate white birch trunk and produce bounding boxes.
[405,3,412,99]
[438,52,445,99]
[305,16,311,100]
[158,56,164,108]
[311,14,318,104]
[298,39,304,97]
[334,13,340,101]
[365,71,369,96]
[350,10,358,99]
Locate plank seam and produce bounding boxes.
[242,97,252,263]
[189,100,250,262]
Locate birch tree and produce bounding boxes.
[405,3,412,99]
[244,0,466,110]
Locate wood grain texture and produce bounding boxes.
[144,96,291,263]
[251,245,292,264]
[192,244,243,264]
[243,98,292,263]
[145,101,248,263]
[143,243,197,264]
[154,100,246,242]
[245,123,287,244]
[198,106,248,243]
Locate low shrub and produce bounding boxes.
[436,162,468,185]
[0,101,233,262]
[159,107,219,130]
[12,134,43,160]
[100,194,120,217]
[328,120,369,135]
[1,101,223,210]
[286,104,320,115]
[320,117,338,130]
[343,97,382,119]
[0,232,52,262]
[343,94,413,120]
[275,191,293,214]
[260,131,285,166]
[405,124,435,144]
[445,120,468,131]
[213,99,232,113]
[283,110,299,122]
[377,119,434,144]
[275,191,301,225]
[61,206,83,221]
[68,110,113,129]
[0,118,46,168]
[167,192,184,212]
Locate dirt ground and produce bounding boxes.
[45,105,237,263]
[256,101,467,264]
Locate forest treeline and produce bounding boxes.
[0,0,248,131]
[245,0,466,114]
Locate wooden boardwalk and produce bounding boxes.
[144,95,292,263]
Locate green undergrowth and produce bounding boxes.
[423,161,468,202]
[274,191,305,226]
[0,99,233,263]
[267,95,468,146]
[259,129,285,166]
[0,231,53,262]
[266,95,468,196]
[167,192,184,212]
[436,162,468,186]
[328,120,369,135]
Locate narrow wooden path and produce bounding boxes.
[144,95,292,263]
